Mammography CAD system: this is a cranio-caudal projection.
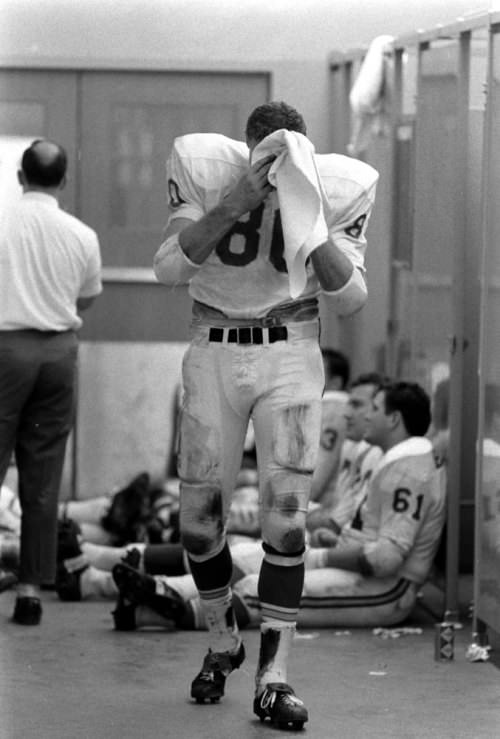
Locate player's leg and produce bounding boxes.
[178,340,249,703]
[233,569,418,628]
[56,525,190,600]
[55,518,137,601]
[110,540,265,631]
[251,337,323,729]
[298,569,419,627]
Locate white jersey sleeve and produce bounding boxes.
[166,133,249,223]
[316,153,379,275]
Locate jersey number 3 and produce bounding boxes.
[215,203,287,272]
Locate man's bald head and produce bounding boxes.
[21,139,67,189]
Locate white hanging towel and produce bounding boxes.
[251,129,329,299]
[347,34,394,156]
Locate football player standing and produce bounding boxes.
[153,101,378,729]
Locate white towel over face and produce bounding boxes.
[251,129,329,299]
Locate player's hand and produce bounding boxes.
[224,154,275,216]
[306,508,333,532]
[309,527,339,548]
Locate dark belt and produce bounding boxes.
[208,325,288,345]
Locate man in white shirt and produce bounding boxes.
[0,139,102,626]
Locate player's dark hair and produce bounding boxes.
[381,381,431,437]
[21,139,67,188]
[245,101,307,143]
[350,372,388,392]
[321,348,350,389]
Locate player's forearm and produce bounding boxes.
[312,242,368,316]
[178,200,244,264]
[154,200,245,285]
[323,540,367,572]
[310,240,355,291]
[306,507,341,534]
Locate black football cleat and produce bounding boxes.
[55,562,87,601]
[111,561,184,626]
[57,518,83,563]
[253,682,308,730]
[111,597,138,631]
[191,642,245,704]
[56,518,88,601]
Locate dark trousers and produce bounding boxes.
[0,330,78,586]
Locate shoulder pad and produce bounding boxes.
[173,133,248,167]
[315,152,379,194]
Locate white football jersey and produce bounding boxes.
[165,133,378,319]
[331,440,383,528]
[342,437,446,584]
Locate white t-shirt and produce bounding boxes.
[0,191,102,331]
[158,133,378,319]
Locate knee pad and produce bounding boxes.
[179,482,225,557]
[260,469,310,555]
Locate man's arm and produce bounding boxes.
[310,245,367,316]
[175,154,275,264]
[311,178,377,314]
[317,539,368,573]
[310,242,358,292]
[154,154,275,285]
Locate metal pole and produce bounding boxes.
[471,19,495,644]
[443,30,472,623]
